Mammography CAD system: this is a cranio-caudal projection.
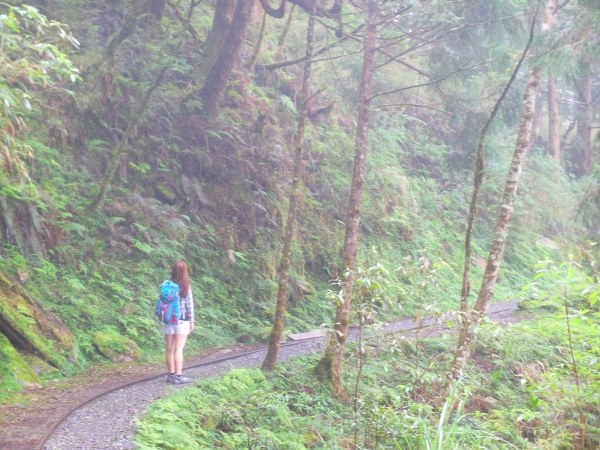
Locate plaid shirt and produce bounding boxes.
[178,287,194,323]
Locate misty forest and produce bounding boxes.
[1,0,600,448]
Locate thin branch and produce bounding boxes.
[303,86,327,105]
[378,12,532,68]
[308,48,363,64]
[374,103,451,114]
[370,59,495,101]
[258,29,355,70]
[167,0,202,41]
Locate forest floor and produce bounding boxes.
[0,302,523,450]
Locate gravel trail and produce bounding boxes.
[42,301,518,450]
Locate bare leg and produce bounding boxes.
[165,334,176,373]
[173,333,189,375]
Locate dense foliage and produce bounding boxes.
[0,0,597,420]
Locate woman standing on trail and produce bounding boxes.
[162,261,194,384]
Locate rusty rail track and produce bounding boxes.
[36,301,518,450]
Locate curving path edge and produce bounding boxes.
[39,301,519,449]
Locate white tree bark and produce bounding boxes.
[448,0,557,381]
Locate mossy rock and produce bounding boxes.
[155,182,178,205]
[123,304,140,315]
[0,272,75,369]
[293,278,316,296]
[201,415,221,430]
[92,332,141,362]
[0,333,40,397]
[21,352,60,376]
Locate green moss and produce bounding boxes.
[0,273,74,370]
[0,333,40,400]
[21,352,60,376]
[201,415,220,430]
[123,304,140,315]
[154,182,177,205]
[92,332,142,362]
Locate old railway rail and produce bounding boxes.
[36,301,518,450]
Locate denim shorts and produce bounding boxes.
[161,321,191,335]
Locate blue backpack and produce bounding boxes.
[155,280,181,324]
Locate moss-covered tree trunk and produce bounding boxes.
[198,0,238,81]
[199,0,255,121]
[526,93,543,156]
[261,2,315,372]
[548,75,560,161]
[0,272,75,369]
[149,0,167,20]
[314,0,376,400]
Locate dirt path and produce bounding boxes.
[0,301,520,450]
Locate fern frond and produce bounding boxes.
[60,221,88,237]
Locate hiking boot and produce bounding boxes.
[173,374,191,384]
[166,373,176,383]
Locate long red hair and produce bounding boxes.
[170,261,190,298]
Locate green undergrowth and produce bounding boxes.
[136,259,600,449]
[0,0,592,393]
[135,310,600,449]
[0,143,583,369]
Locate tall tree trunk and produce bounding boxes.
[314,0,377,401]
[448,0,557,382]
[198,0,238,80]
[577,73,592,175]
[199,0,255,121]
[149,0,167,20]
[261,3,315,372]
[548,75,560,161]
[527,93,544,156]
[448,68,542,381]
[87,66,169,211]
[459,16,537,314]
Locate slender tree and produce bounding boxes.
[527,94,544,156]
[247,11,268,70]
[314,0,377,400]
[83,0,153,76]
[548,75,560,160]
[262,3,316,372]
[448,0,557,382]
[459,7,538,315]
[577,70,593,174]
[277,4,295,47]
[87,65,170,210]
